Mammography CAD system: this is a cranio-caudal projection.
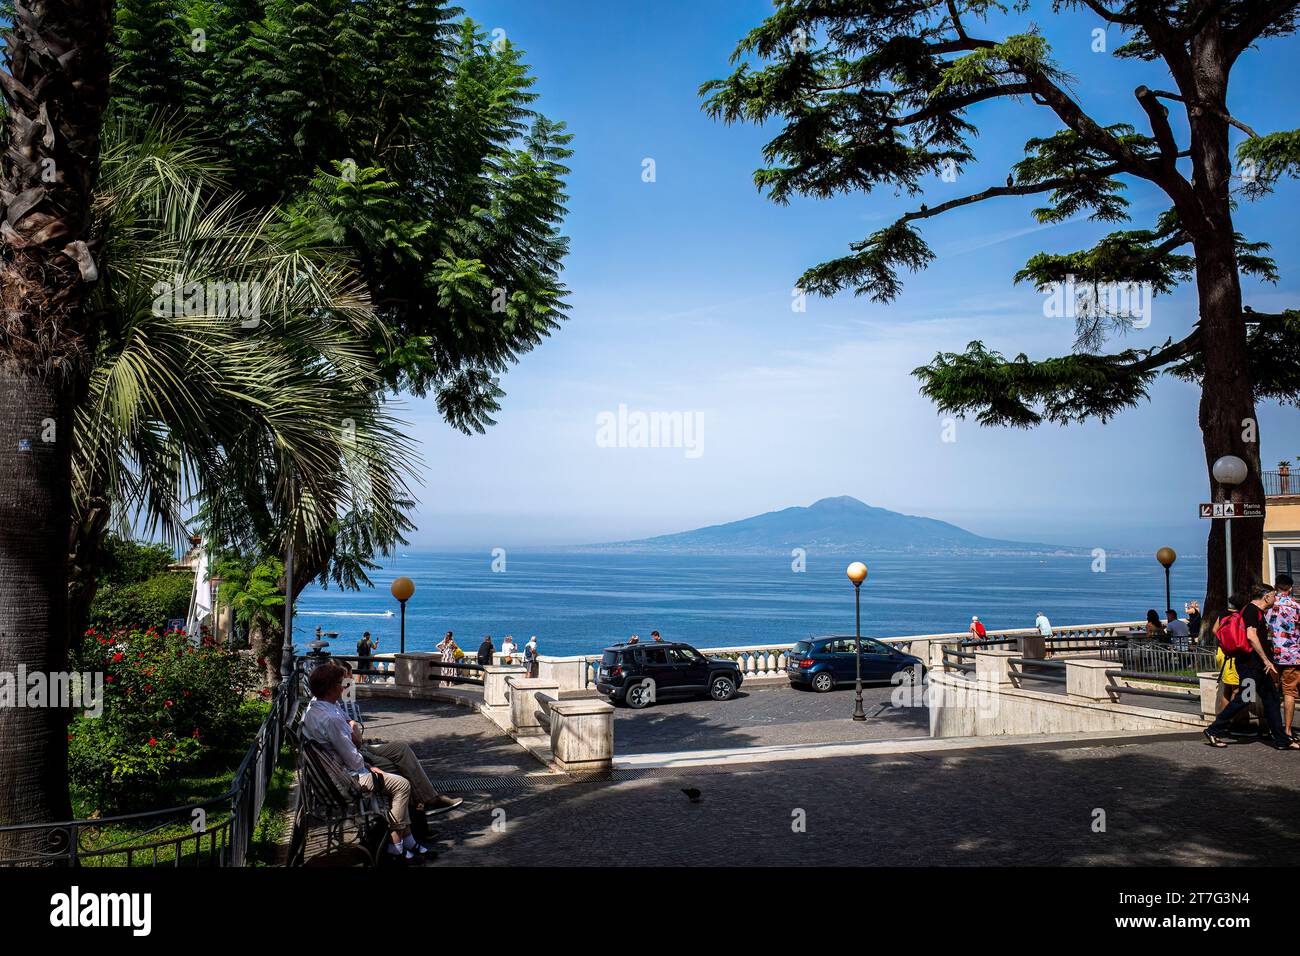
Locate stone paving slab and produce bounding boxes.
[421,735,1300,867]
[611,682,927,754]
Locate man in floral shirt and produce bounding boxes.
[1267,573,1300,739]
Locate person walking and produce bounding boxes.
[1204,585,1298,749]
[1267,574,1300,739]
[523,635,539,677]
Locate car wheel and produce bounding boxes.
[710,674,737,701]
[811,672,834,693]
[625,681,652,709]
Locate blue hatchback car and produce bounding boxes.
[786,636,925,692]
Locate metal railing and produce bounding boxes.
[0,669,298,867]
[1008,658,1067,684]
[1264,470,1297,497]
[1105,668,1199,703]
[425,657,486,686]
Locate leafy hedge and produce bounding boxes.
[88,573,193,634]
[70,626,262,810]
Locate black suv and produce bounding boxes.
[595,641,743,709]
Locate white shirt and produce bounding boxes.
[1035,614,1052,637]
[501,640,517,655]
[302,697,365,775]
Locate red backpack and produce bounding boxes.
[1217,611,1251,655]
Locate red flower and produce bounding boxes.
[112,652,123,663]
[164,700,173,708]
[105,676,114,684]
[143,684,153,692]
[191,728,201,739]
[182,689,191,697]
[67,733,74,742]
[148,737,158,747]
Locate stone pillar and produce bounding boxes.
[1018,634,1047,659]
[482,664,527,725]
[393,652,435,690]
[1197,671,1220,720]
[507,676,561,736]
[1065,659,1115,702]
[974,649,1016,687]
[549,698,615,773]
[929,641,950,671]
[536,656,589,693]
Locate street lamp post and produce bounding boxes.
[846,561,868,721]
[1156,547,1176,615]
[1212,455,1248,599]
[391,577,415,654]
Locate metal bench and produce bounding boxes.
[289,740,390,866]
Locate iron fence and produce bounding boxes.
[0,667,298,867]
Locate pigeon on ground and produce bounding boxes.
[681,787,702,803]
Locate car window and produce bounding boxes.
[792,641,811,656]
[600,651,619,666]
[813,640,834,654]
[642,647,669,665]
[834,639,859,653]
[668,647,700,664]
[865,639,892,654]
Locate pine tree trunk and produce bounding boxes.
[1187,29,1265,629]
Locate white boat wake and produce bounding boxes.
[297,609,395,618]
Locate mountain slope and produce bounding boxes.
[586,496,1071,554]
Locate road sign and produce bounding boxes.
[1199,501,1263,519]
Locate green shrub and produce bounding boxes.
[70,626,261,810]
[89,572,193,634]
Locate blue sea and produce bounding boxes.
[291,551,1208,657]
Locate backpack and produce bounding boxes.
[1217,611,1250,655]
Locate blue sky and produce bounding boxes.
[399,0,1300,554]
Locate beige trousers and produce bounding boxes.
[364,741,439,807]
[358,769,410,830]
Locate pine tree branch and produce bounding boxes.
[896,163,1126,223]
[1226,0,1300,63]
[1149,88,1259,137]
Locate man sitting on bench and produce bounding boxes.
[303,662,433,864]
[336,660,463,818]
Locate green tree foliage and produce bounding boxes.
[705,0,1300,616]
[109,0,572,432]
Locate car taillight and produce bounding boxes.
[799,659,815,668]
[609,665,622,677]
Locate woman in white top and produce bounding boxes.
[501,635,517,663]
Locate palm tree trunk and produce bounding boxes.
[0,374,75,832]
[0,0,114,849]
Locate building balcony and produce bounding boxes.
[1264,470,1300,498]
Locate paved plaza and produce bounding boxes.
[610,681,928,754]
[334,697,1300,867]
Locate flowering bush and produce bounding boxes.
[69,626,261,805]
